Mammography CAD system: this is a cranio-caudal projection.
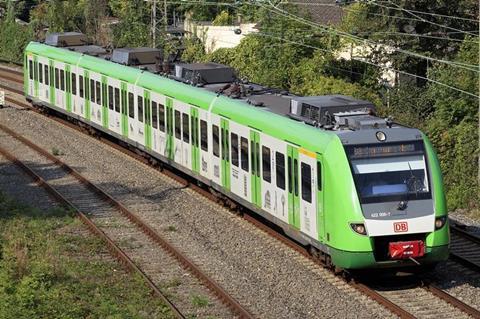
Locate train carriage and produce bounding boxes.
[23,32,449,270]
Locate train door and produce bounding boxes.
[198,109,210,178]
[48,61,55,106]
[101,75,108,128]
[65,65,72,113]
[272,146,289,224]
[229,123,251,201]
[124,85,137,142]
[250,130,261,207]
[172,102,183,165]
[316,154,325,242]
[299,149,318,239]
[120,82,129,138]
[259,134,276,216]
[33,55,39,98]
[89,72,102,126]
[83,70,91,121]
[37,57,49,102]
[287,145,300,229]
[190,107,200,174]
[53,62,66,109]
[107,78,121,135]
[220,118,231,190]
[73,68,84,117]
[210,114,222,186]
[131,87,145,145]
[143,91,152,150]
[165,98,174,160]
[150,92,166,155]
[26,55,35,97]
[69,66,78,114]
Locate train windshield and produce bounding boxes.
[346,142,431,204]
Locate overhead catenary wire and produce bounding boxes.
[254,31,479,99]
[377,0,479,37]
[288,0,479,23]
[165,0,479,98]
[262,1,480,72]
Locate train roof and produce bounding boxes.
[26,34,422,149]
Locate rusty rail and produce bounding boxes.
[425,284,480,319]
[4,63,479,319]
[0,123,254,319]
[0,145,186,319]
[449,223,480,272]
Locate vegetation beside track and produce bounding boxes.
[0,192,174,319]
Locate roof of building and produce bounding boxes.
[292,0,345,25]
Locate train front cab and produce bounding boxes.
[323,133,449,270]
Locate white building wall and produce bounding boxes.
[184,18,258,53]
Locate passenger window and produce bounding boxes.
[182,113,189,142]
[71,73,76,95]
[200,120,208,151]
[60,70,65,91]
[174,110,181,139]
[240,137,249,172]
[262,146,271,182]
[128,92,134,118]
[276,152,285,190]
[152,101,158,129]
[108,86,113,110]
[96,81,101,104]
[55,68,59,89]
[317,161,322,191]
[90,79,95,103]
[137,95,144,123]
[38,63,43,83]
[231,133,239,167]
[212,125,219,157]
[159,104,165,132]
[301,163,312,203]
[79,75,84,98]
[114,88,120,112]
[29,60,33,80]
[44,65,49,86]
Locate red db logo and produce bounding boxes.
[394,222,408,233]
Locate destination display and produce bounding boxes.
[348,142,423,158]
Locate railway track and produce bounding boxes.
[0,122,252,319]
[2,63,480,319]
[449,222,480,272]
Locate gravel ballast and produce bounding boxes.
[0,107,396,318]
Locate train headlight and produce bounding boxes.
[435,216,447,230]
[350,223,367,235]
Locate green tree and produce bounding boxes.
[109,0,150,47]
[0,3,34,63]
[424,37,479,209]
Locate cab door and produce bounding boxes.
[250,130,261,207]
[299,149,318,239]
[316,154,325,241]
[287,145,300,229]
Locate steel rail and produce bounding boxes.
[425,284,480,319]
[0,144,186,319]
[3,64,479,319]
[0,70,435,319]
[0,123,254,319]
[449,223,480,272]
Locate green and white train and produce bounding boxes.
[24,32,449,270]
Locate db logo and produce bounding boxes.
[394,222,408,233]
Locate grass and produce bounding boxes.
[166,225,177,232]
[0,192,175,319]
[51,147,64,156]
[190,294,209,308]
